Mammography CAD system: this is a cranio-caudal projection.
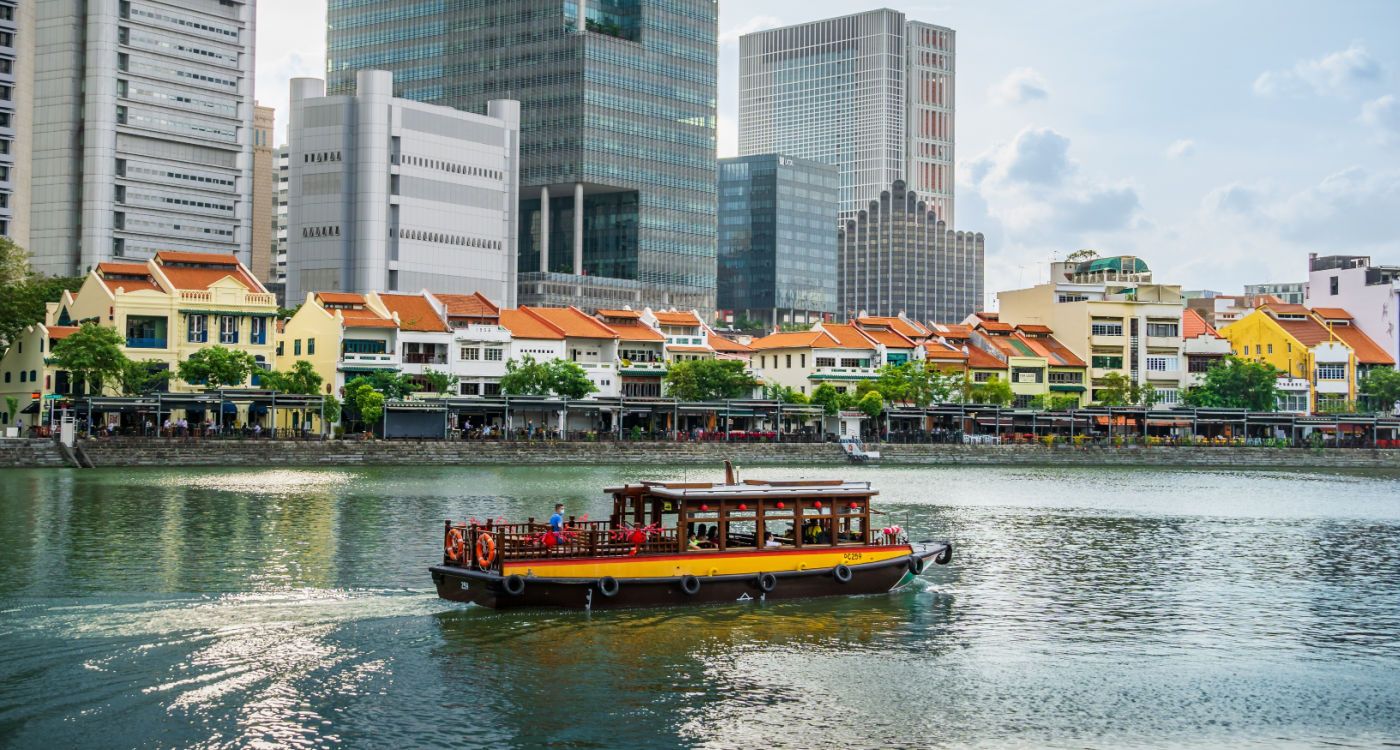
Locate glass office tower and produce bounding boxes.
[326,0,718,313]
[717,154,839,327]
[740,9,955,226]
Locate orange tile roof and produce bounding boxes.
[158,266,262,292]
[821,323,877,350]
[924,341,968,361]
[1016,333,1086,367]
[155,251,240,266]
[1182,308,1218,339]
[860,327,917,349]
[499,309,565,340]
[596,308,642,319]
[435,292,499,319]
[96,263,165,294]
[708,334,753,353]
[1330,324,1395,365]
[932,323,973,339]
[967,347,1005,369]
[975,311,999,320]
[378,293,450,332]
[337,308,397,329]
[46,325,81,340]
[977,320,1015,333]
[1014,323,1053,335]
[317,292,367,305]
[856,316,931,339]
[653,310,702,326]
[524,306,619,339]
[1265,303,1311,316]
[750,330,837,350]
[1311,307,1353,321]
[1270,316,1333,347]
[608,320,665,342]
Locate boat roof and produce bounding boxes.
[605,479,877,500]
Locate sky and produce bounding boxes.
[255,0,1400,306]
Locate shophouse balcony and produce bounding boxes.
[340,352,399,368]
[403,353,448,365]
[811,365,879,381]
[1146,335,1181,349]
[126,337,167,349]
[1090,334,1124,347]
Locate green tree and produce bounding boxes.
[1031,393,1081,411]
[1360,367,1400,414]
[1066,248,1100,263]
[0,236,29,286]
[177,345,257,388]
[49,323,128,395]
[499,355,552,396]
[0,273,86,350]
[545,359,597,400]
[1180,357,1282,411]
[358,390,385,427]
[118,359,172,396]
[321,394,343,425]
[1093,372,1134,406]
[4,396,18,424]
[260,359,324,395]
[663,358,756,401]
[363,370,419,399]
[420,368,459,396]
[857,390,885,419]
[810,383,843,415]
[874,361,960,407]
[970,376,1014,406]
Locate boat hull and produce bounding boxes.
[430,541,951,611]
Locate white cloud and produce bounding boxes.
[1165,138,1196,160]
[1253,43,1383,98]
[1204,167,1400,246]
[254,1,327,144]
[719,15,782,46]
[989,67,1049,105]
[1359,95,1400,145]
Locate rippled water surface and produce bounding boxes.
[2,465,1399,749]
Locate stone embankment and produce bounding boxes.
[0,438,1391,470]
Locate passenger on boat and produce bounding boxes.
[764,532,783,548]
[705,527,719,548]
[549,503,565,533]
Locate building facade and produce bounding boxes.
[250,103,274,282]
[16,0,256,275]
[717,154,839,327]
[325,0,719,313]
[273,145,287,283]
[1244,281,1305,305]
[739,9,955,223]
[838,180,983,324]
[1306,254,1400,367]
[0,0,17,239]
[285,71,521,305]
[997,257,1187,405]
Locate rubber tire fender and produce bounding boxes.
[907,555,926,576]
[832,564,853,583]
[597,576,620,597]
[757,572,778,593]
[502,573,526,596]
[680,574,701,595]
[934,544,953,565]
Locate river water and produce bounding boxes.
[1,464,1398,749]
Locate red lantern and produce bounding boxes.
[542,532,558,548]
[776,501,785,510]
[700,504,709,512]
[629,530,647,545]
[814,501,823,509]
[738,503,748,511]
[849,502,859,510]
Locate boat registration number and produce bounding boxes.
[843,552,864,563]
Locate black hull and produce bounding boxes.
[430,541,951,611]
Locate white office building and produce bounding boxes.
[14,0,256,275]
[739,9,955,223]
[274,145,287,282]
[286,71,520,306]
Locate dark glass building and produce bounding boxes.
[838,180,983,324]
[326,0,718,312]
[717,154,839,327]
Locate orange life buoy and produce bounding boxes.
[475,532,497,568]
[445,527,466,563]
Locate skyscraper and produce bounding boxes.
[14,0,257,276]
[325,0,718,313]
[285,72,520,306]
[0,0,18,240]
[717,154,839,327]
[251,103,274,283]
[739,9,955,225]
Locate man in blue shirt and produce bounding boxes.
[549,503,565,533]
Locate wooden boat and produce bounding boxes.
[429,463,952,610]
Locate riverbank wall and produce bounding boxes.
[1,438,1395,470]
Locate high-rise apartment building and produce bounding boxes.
[1243,281,1305,305]
[14,0,256,276]
[0,0,18,239]
[740,9,955,224]
[250,103,273,282]
[717,154,839,327]
[273,145,287,283]
[838,180,982,324]
[325,0,718,313]
[285,72,520,306]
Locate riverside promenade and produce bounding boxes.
[3,438,1399,470]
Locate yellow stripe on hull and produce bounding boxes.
[503,545,911,580]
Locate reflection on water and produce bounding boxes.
[1,465,1398,748]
